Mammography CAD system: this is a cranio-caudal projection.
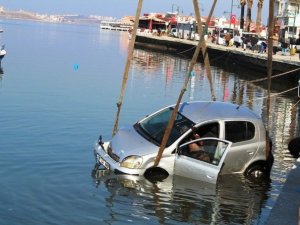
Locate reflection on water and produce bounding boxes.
[0,66,4,87]
[93,172,270,225]
[131,48,269,108]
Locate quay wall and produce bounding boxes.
[135,34,300,86]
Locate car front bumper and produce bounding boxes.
[93,142,145,176]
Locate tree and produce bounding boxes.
[240,0,246,30]
[245,0,253,32]
[256,0,263,36]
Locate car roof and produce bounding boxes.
[176,101,261,124]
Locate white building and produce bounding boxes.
[275,0,300,40]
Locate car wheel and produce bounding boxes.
[244,163,268,178]
[144,167,169,182]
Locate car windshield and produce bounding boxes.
[135,107,195,147]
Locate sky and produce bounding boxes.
[0,0,269,25]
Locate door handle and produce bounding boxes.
[206,175,214,179]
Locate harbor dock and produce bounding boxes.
[135,33,300,86]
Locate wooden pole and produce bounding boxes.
[194,0,217,101]
[112,0,143,136]
[240,0,246,30]
[267,0,274,91]
[266,0,274,158]
[153,0,218,167]
[267,0,274,117]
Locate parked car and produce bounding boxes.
[93,101,273,183]
[234,32,259,50]
[169,28,178,38]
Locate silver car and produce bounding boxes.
[94,101,273,183]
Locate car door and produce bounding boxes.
[174,138,232,183]
[221,121,258,173]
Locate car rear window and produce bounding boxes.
[225,121,255,143]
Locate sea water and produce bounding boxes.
[0,19,298,225]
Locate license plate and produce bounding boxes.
[94,169,109,178]
[97,155,110,170]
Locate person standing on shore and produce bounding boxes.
[242,35,250,51]
[225,32,231,46]
[250,35,259,52]
[272,33,279,55]
[280,38,289,56]
[211,33,217,43]
[295,33,300,60]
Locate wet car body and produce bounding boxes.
[94,101,273,182]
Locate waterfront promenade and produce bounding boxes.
[135,33,300,74]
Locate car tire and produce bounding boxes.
[144,167,169,182]
[244,163,268,178]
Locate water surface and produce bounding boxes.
[0,20,298,225]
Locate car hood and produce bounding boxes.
[110,125,159,160]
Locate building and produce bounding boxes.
[275,0,300,41]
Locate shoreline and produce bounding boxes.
[135,33,300,71]
[0,16,100,26]
[0,9,101,25]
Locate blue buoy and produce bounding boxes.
[73,63,79,71]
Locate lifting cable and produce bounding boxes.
[112,0,143,136]
[233,67,300,104]
[176,45,196,55]
[291,99,300,109]
[195,0,217,101]
[249,67,300,83]
[175,1,217,101]
[153,0,218,167]
[247,86,298,103]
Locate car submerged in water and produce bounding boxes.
[94,101,273,183]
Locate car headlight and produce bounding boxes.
[120,156,143,169]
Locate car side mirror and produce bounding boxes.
[177,146,183,155]
[177,141,192,156]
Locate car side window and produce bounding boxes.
[225,121,255,143]
[178,122,220,163]
[178,122,219,146]
[179,139,228,166]
[194,122,220,139]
